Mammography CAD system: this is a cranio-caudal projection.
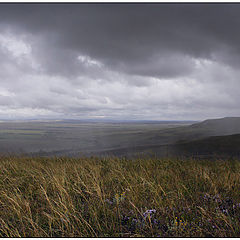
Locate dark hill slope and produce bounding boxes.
[175,133,240,157]
[97,134,240,158]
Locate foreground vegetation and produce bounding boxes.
[0,155,240,237]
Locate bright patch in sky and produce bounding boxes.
[0,33,31,58]
[77,55,102,67]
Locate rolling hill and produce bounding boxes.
[96,117,240,158]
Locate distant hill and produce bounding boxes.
[149,117,240,145]
[95,117,240,158]
[190,117,240,135]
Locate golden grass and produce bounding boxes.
[0,155,240,237]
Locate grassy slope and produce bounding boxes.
[175,134,240,156]
[95,133,240,159]
[0,156,240,237]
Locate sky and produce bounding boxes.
[0,3,240,121]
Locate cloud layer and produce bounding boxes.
[0,3,240,120]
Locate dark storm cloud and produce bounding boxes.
[0,3,240,120]
[0,3,240,78]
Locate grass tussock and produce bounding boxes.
[0,155,240,237]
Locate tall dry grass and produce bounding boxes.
[0,155,240,237]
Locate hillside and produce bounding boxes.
[175,133,240,157]
[136,117,240,151]
[92,118,240,158]
[190,117,240,135]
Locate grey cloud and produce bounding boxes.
[1,4,240,78]
[124,54,196,78]
[0,4,240,120]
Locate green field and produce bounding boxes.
[0,129,44,134]
[0,155,240,237]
